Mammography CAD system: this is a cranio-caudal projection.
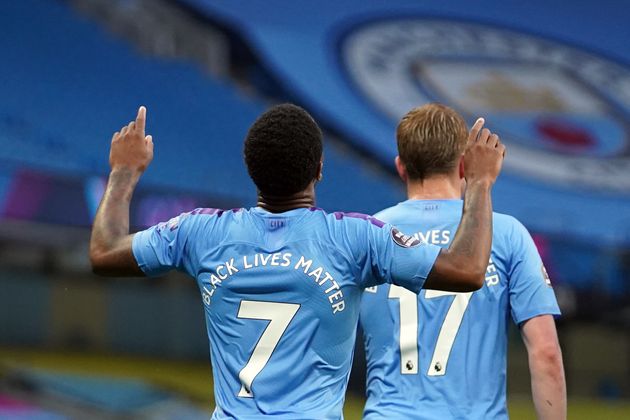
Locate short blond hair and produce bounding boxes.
[396,103,468,180]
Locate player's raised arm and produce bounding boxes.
[90,106,154,276]
[423,118,505,291]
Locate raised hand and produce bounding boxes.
[91,106,154,277]
[463,118,506,186]
[109,106,154,173]
[425,117,505,292]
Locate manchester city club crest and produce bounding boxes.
[342,19,630,192]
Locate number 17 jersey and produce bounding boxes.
[360,199,560,419]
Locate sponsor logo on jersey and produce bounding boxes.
[342,19,630,193]
[391,227,422,248]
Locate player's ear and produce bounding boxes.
[316,159,323,181]
[458,155,465,179]
[395,156,408,183]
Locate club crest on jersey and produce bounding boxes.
[391,227,422,248]
[342,18,630,193]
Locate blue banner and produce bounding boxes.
[179,0,630,247]
[0,0,403,219]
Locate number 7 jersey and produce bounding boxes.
[360,199,561,420]
[131,206,441,419]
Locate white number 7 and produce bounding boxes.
[388,286,472,376]
[237,300,300,398]
[424,290,472,376]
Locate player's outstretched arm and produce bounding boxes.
[424,118,505,292]
[90,106,153,276]
[522,315,567,420]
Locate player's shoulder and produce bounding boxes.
[373,202,407,225]
[491,212,535,262]
[188,207,244,220]
[190,207,232,217]
[166,207,245,230]
[492,212,529,238]
[308,208,388,236]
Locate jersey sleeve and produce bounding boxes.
[350,219,441,292]
[132,209,209,277]
[507,218,561,324]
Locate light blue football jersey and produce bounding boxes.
[132,206,441,419]
[360,200,561,420]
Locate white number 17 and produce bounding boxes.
[388,285,472,376]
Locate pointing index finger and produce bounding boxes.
[468,118,485,144]
[136,106,146,134]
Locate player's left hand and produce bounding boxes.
[109,106,154,173]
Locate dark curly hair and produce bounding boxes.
[244,104,323,196]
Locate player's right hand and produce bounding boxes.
[109,106,154,173]
[463,118,505,185]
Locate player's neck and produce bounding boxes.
[257,183,316,213]
[406,175,462,200]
